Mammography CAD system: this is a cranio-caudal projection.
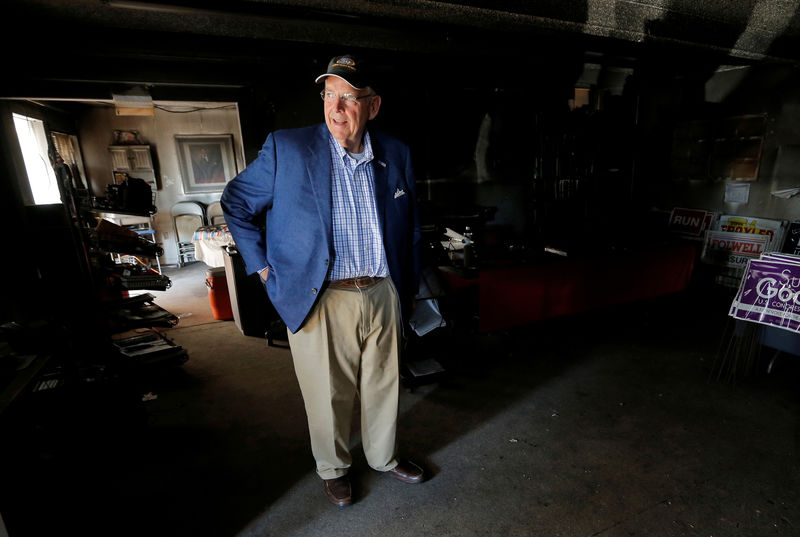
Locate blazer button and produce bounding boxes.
[324,259,329,265]
[312,288,317,295]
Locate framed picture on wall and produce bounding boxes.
[175,134,238,193]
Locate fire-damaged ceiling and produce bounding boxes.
[5,0,800,97]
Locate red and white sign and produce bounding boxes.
[701,231,771,268]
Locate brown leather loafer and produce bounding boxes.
[323,475,352,507]
[387,460,424,484]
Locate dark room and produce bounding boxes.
[1,1,799,536]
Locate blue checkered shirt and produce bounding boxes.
[328,133,389,280]
[327,132,389,281]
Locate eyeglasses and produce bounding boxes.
[320,90,374,105]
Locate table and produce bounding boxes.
[439,243,697,333]
[191,224,235,267]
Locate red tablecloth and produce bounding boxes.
[439,243,696,332]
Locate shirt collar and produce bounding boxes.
[329,131,374,165]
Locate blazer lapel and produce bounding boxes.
[306,125,332,241]
[371,138,388,230]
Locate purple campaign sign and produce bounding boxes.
[730,259,800,333]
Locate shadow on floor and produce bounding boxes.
[2,286,799,537]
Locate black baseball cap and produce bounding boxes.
[315,54,373,90]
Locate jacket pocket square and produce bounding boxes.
[394,188,406,199]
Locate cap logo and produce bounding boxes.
[334,57,357,71]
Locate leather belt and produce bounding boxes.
[326,276,385,290]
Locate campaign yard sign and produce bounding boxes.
[782,221,800,255]
[701,230,770,268]
[716,214,786,251]
[729,253,800,334]
[668,207,715,238]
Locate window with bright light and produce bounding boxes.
[12,113,62,205]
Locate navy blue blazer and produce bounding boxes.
[221,123,420,333]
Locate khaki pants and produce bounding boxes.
[287,278,401,480]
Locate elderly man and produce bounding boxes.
[221,54,423,507]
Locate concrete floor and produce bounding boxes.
[2,262,799,537]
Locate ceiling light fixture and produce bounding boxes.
[112,92,154,116]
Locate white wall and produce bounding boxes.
[78,102,245,265]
